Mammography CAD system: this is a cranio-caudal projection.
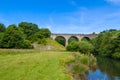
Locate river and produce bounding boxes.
[84,57,120,80]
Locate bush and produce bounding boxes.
[38,38,47,45]
[36,28,51,38]
[22,40,33,49]
[112,52,120,59]
[66,41,79,51]
[79,41,94,54]
[66,41,94,54]
[72,63,88,75]
[80,56,89,65]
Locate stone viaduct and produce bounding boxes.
[51,33,98,46]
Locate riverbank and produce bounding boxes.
[66,53,96,80]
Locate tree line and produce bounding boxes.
[0,22,51,49]
[66,29,120,59]
[92,29,120,59]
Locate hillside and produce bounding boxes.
[33,38,65,51]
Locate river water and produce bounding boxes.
[84,57,120,80]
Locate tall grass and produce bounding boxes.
[67,53,96,78]
[0,49,73,80]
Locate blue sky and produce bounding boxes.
[0,0,120,33]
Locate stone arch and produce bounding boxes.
[81,36,90,41]
[51,34,97,46]
[68,36,79,44]
[55,36,66,46]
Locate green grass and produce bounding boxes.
[33,38,65,51]
[0,49,72,80]
[46,38,65,51]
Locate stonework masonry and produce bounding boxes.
[51,33,98,46]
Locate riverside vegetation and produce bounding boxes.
[66,29,120,59]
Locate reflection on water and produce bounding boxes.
[84,57,120,80]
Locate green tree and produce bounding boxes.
[92,29,120,59]
[55,36,65,46]
[66,41,79,51]
[0,23,6,32]
[79,41,94,54]
[0,33,4,47]
[111,32,120,59]
[68,37,78,44]
[0,24,33,49]
[35,28,51,45]
[18,22,39,41]
[81,37,90,42]
[37,28,51,38]
[67,40,94,54]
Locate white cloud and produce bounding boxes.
[105,0,120,5]
[45,24,52,29]
[39,6,120,34]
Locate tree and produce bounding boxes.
[68,37,78,44]
[0,24,33,49]
[91,29,120,59]
[55,36,65,46]
[66,41,79,51]
[0,22,52,49]
[37,28,51,38]
[111,32,120,59]
[66,40,94,54]
[79,41,94,54]
[0,23,6,32]
[81,37,90,42]
[0,23,5,43]
[18,22,39,41]
[92,32,96,34]
[35,28,51,45]
[0,33,4,47]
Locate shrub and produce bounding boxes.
[112,52,120,59]
[22,40,33,49]
[66,41,79,51]
[72,63,88,75]
[79,41,94,54]
[80,56,89,65]
[38,38,47,45]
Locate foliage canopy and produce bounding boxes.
[0,22,51,49]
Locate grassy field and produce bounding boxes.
[0,49,73,80]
